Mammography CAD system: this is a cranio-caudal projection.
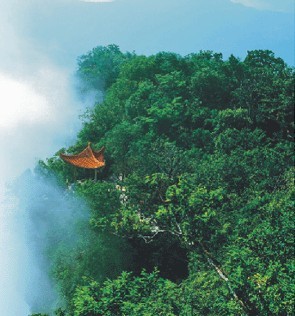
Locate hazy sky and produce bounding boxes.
[20,0,295,65]
[1,0,294,69]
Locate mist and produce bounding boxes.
[0,1,88,314]
[12,170,91,314]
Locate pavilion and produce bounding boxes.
[60,143,105,181]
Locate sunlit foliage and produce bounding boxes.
[36,46,294,315]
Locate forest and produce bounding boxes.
[31,45,294,316]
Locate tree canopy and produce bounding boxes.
[34,45,294,316]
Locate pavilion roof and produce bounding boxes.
[60,143,105,169]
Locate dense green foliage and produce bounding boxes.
[36,45,294,315]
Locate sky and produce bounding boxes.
[0,0,293,314]
[17,0,295,67]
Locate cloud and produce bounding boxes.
[0,1,85,310]
[0,0,83,181]
[0,66,81,181]
[0,1,86,313]
[0,74,50,129]
[230,0,294,12]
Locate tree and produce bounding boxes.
[35,46,294,315]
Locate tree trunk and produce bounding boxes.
[198,242,251,315]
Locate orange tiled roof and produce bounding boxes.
[60,144,105,169]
